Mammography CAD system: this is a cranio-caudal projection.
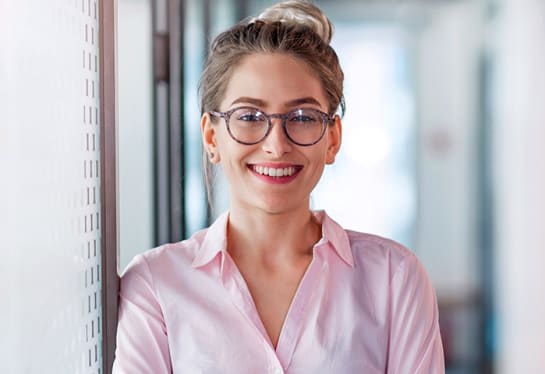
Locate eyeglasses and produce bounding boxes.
[209,106,335,146]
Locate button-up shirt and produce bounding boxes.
[112,211,445,373]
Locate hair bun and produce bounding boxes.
[251,0,333,44]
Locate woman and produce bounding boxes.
[113,1,445,373]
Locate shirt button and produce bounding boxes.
[272,368,283,374]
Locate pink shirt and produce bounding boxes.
[112,211,445,373]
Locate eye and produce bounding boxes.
[288,110,319,124]
[234,109,265,122]
[239,113,261,121]
[293,115,313,122]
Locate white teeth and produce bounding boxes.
[252,165,295,177]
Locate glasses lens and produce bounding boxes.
[229,108,268,144]
[285,109,325,145]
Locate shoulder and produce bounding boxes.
[345,230,427,282]
[121,227,208,281]
[346,230,418,272]
[319,211,423,280]
[345,229,439,313]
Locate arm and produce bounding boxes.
[112,255,172,374]
[387,254,445,374]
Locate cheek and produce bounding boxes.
[214,129,238,162]
[216,141,251,177]
[305,150,328,181]
[312,145,330,165]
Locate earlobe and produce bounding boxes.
[325,115,342,165]
[201,113,220,163]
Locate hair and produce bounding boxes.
[200,0,344,116]
[199,0,345,210]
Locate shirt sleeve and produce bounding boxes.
[387,253,445,374]
[112,255,172,374]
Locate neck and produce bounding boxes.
[227,204,321,267]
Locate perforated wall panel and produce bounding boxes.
[1,1,103,373]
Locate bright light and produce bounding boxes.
[344,125,392,166]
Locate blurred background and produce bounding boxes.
[2,0,544,373]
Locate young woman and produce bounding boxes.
[113,1,445,373]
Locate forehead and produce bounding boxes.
[221,53,328,110]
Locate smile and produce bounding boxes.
[252,165,296,177]
[248,163,303,184]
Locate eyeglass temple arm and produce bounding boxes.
[209,110,225,118]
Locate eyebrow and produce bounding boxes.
[230,96,323,109]
[285,97,322,107]
[230,97,267,107]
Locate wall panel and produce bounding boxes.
[1,1,105,373]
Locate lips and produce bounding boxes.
[247,163,303,183]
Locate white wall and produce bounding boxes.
[492,0,545,372]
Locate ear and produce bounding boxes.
[201,113,221,163]
[325,115,342,164]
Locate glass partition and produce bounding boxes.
[1,1,105,372]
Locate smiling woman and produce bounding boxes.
[202,52,340,216]
[112,1,445,373]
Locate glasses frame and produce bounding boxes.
[209,106,336,146]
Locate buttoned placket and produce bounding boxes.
[219,239,329,373]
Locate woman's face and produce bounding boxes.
[202,52,341,215]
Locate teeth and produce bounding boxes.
[253,165,295,177]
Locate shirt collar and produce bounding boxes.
[191,210,354,269]
[312,210,354,267]
[191,211,229,268]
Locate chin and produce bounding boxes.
[255,198,308,216]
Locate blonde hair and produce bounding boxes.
[200,0,344,115]
[199,0,345,206]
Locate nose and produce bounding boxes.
[261,118,292,157]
